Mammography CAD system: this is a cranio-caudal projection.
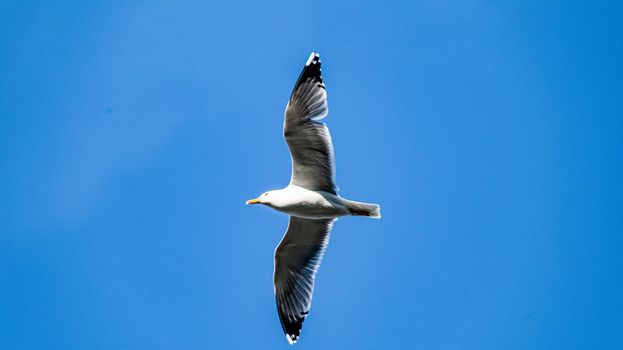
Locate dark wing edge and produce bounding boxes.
[273,216,335,344]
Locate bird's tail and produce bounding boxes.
[345,200,381,219]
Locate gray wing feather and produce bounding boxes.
[273,216,335,344]
[284,52,337,194]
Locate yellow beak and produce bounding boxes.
[246,198,261,205]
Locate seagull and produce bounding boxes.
[246,52,381,345]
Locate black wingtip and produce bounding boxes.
[277,296,306,344]
[305,52,321,66]
[279,314,305,345]
[290,52,324,100]
[286,333,298,345]
[300,52,322,83]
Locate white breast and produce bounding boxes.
[268,185,349,219]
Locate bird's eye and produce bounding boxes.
[262,193,267,196]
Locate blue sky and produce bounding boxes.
[1,1,622,348]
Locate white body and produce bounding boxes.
[262,185,350,219]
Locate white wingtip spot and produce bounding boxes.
[286,334,297,345]
[305,52,319,66]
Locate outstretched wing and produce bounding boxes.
[273,216,335,344]
[284,52,337,194]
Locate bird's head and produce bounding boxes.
[246,191,274,205]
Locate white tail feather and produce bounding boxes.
[345,200,381,219]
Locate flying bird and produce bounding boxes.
[246,52,381,344]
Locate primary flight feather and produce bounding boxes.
[246,52,380,345]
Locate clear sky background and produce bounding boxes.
[1,1,622,349]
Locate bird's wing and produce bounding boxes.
[284,52,337,194]
[273,216,335,344]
